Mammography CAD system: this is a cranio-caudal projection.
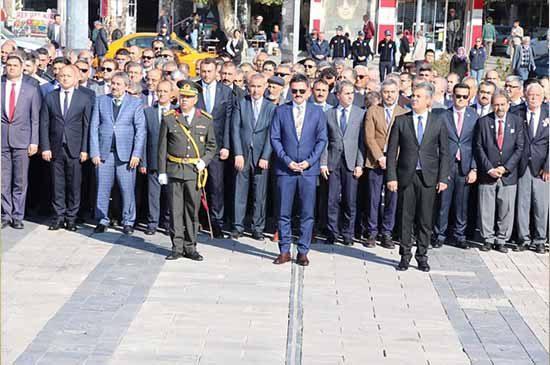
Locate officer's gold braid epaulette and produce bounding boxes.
[200,110,213,120]
[164,109,176,117]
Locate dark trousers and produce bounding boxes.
[397,54,406,72]
[327,160,358,241]
[147,170,170,229]
[78,160,96,220]
[278,174,317,254]
[233,158,269,234]
[379,61,392,81]
[51,146,82,223]
[434,161,469,242]
[169,178,201,254]
[366,168,397,238]
[1,147,30,222]
[397,172,436,264]
[206,157,225,229]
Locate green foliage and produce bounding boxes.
[494,58,512,81]
[433,52,452,77]
[254,0,284,5]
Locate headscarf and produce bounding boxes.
[456,47,467,60]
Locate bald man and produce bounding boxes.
[39,65,93,231]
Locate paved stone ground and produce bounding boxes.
[2,222,548,365]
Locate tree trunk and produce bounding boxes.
[216,0,236,34]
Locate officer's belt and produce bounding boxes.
[167,154,200,164]
[173,121,208,189]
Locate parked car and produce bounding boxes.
[534,55,549,78]
[105,32,215,76]
[493,25,512,57]
[531,31,549,58]
[0,27,46,51]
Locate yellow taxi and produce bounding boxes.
[105,32,215,76]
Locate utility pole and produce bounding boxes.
[65,0,89,49]
[415,0,423,34]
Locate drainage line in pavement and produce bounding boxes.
[285,248,304,365]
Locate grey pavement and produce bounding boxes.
[2,222,548,365]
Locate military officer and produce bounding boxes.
[158,81,217,261]
[351,31,372,67]
[330,26,350,59]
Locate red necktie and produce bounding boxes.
[497,119,504,151]
[8,82,16,122]
[456,111,463,160]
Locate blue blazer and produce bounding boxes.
[270,102,328,176]
[141,104,175,171]
[232,96,276,165]
[196,81,233,151]
[89,93,146,163]
[310,40,330,59]
[436,106,478,175]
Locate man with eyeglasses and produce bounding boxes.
[473,81,495,117]
[93,59,117,96]
[505,75,524,111]
[159,48,175,61]
[90,72,146,235]
[270,73,328,266]
[303,58,317,80]
[274,64,292,102]
[475,91,524,254]
[319,67,338,106]
[321,80,365,246]
[354,65,369,95]
[152,40,165,57]
[141,48,155,75]
[127,46,142,63]
[432,83,478,250]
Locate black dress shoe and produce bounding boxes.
[396,262,409,271]
[494,244,508,253]
[479,242,492,252]
[212,227,227,239]
[122,225,134,235]
[11,220,24,229]
[431,240,444,249]
[535,244,546,254]
[230,230,242,239]
[252,232,265,241]
[65,222,77,232]
[165,252,183,260]
[380,236,395,250]
[48,221,64,231]
[364,235,376,248]
[342,239,354,246]
[325,236,335,245]
[512,243,527,252]
[417,263,431,272]
[184,251,204,261]
[145,228,156,235]
[456,240,469,250]
[94,224,107,233]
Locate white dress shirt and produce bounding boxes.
[476,103,492,117]
[59,87,75,115]
[54,24,60,42]
[158,103,171,123]
[202,81,217,113]
[526,107,541,136]
[4,76,23,116]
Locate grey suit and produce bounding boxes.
[1,76,41,223]
[231,96,276,234]
[87,81,107,97]
[47,23,66,48]
[321,104,366,241]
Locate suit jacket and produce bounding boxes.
[387,111,450,188]
[47,23,65,48]
[39,88,93,159]
[475,112,524,185]
[87,80,107,97]
[142,104,174,171]
[196,81,233,152]
[510,103,549,176]
[89,94,146,162]
[232,96,277,166]
[436,106,478,175]
[310,40,330,60]
[321,105,365,171]
[1,76,42,149]
[511,45,536,72]
[270,102,328,176]
[364,103,408,169]
[93,28,109,57]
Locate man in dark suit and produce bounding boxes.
[387,82,450,272]
[195,58,233,238]
[89,72,146,234]
[1,55,42,229]
[141,80,174,235]
[510,82,549,253]
[231,73,277,240]
[320,80,365,246]
[92,21,109,60]
[221,62,245,101]
[475,90,524,253]
[270,73,328,266]
[47,14,65,48]
[432,83,478,249]
[39,65,92,231]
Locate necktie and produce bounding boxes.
[63,91,69,117]
[340,108,347,133]
[204,84,213,113]
[253,100,260,125]
[183,115,189,125]
[497,119,504,151]
[417,115,424,144]
[385,108,392,127]
[295,105,304,139]
[8,82,16,122]
[529,112,536,137]
[456,111,463,160]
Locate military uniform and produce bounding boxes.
[351,38,372,66]
[158,107,217,257]
[329,35,350,59]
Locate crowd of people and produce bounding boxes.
[0,20,548,269]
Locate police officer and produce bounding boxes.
[158,81,217,261]
[351,31,372,67]
[377,30,396,81]
[330,26,350,59]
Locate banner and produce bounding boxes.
[12,10,54,37]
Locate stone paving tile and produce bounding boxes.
[1,219,42,253]
[109,235,289,365]
[2,225,111,364]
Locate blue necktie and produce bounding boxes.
[385,108,392,126]
[529,112,536,137]
[417,115,424,144]
[340,108,347,133]
[204,84,212,113]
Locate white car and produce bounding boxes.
[0,27,47,51]
[531,30,549,58]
